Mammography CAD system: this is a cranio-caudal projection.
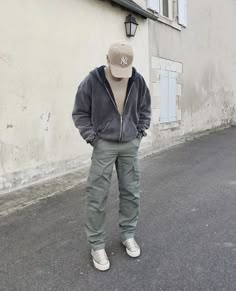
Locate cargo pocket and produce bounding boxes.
[131,160,140,198]
[88,162,113,192]
[87,164,105,188]
[86,164,109,210]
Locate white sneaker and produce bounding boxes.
[122,238,141,258]
[91,249,110,271]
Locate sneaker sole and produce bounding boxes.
[92,259,110,271]
[126,248,141,258]
[122,242,141,258]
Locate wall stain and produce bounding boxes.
[47,112,51,122]
[6,124,13,129]
[0,53,13,67]
[0,141,21,175]
[40,112,51,132]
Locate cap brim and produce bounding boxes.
[110,64,132,78]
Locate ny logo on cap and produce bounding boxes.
[120,56,128,66]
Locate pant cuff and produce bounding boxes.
[90,243,105,251]
[120,233,135,242]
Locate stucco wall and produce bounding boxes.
[0,0,149,193]
[3,0,235,194]
[149,0,236,150]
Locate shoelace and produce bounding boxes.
[125,239,138,250]
[93,250,108,262]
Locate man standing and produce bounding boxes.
[72,41,151,271]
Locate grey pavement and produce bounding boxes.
[0,127,236,291]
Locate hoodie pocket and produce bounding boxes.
[122,117,138,141]
[99,117,121,141]
[101,121,111,133]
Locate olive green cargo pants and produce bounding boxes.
[85,138,141,250]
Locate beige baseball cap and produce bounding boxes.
[108,41,134,78]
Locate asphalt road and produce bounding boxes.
[1,127,236,291]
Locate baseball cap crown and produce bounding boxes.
[108,42,133,78]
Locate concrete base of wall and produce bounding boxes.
[0,155,91,195]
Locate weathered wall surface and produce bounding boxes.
[149,0,236,151]
[2,0,236,194]
[0,0,149,193]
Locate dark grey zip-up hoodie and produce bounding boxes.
[72,66,151,146]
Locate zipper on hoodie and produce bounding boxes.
[120,82,134,141]
[119,115,123,141]
[104,83,123,142]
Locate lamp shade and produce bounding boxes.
[125,14,138,37]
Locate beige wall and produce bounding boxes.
[149,0,236,151]
[0,0,149,193]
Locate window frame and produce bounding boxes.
[159,0,173,20]
[147,0,160,13]
[147,0,186,31]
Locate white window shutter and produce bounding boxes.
[160,70,169,123]
[178,0,187,27]
[147,0,160,13]
[168,72,177,122]
[160,70,177,123]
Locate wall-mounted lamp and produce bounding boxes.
[125,14,138,37]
